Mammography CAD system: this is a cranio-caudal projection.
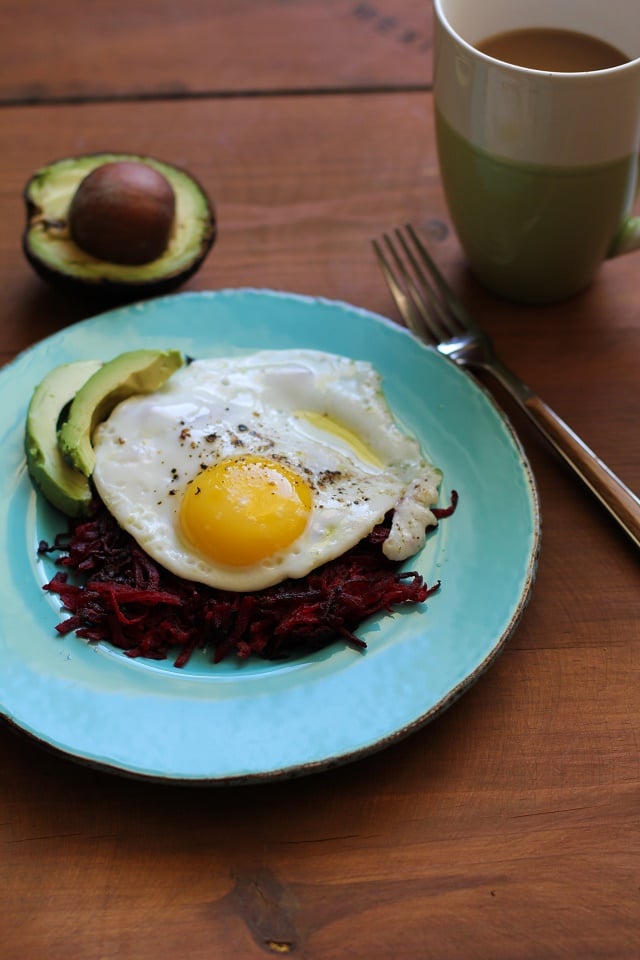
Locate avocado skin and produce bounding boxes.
[22,153,216,302]
[25,360,103,517]
[22,245,213,303]
[58,348,184,477]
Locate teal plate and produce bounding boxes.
[0,290,540,783]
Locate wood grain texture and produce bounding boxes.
[1,4,639,957]
[0,0,433,103]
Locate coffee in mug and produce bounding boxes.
[476,28,629,73]
[433,0,640,303]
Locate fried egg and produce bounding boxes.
[91,349,441,591]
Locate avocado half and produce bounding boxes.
[22,153,216,299]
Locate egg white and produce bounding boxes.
[91,350,441,591]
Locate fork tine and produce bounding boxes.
[392,227,455,342]
[373,232,449,343]
[403,223,475,333]
[373,226,468,346]
[372,236,424,339]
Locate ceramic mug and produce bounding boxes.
[433,0,640,303]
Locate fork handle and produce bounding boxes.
[484,358,640,549]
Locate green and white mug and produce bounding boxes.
[433,0,640,303]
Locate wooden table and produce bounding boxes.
[1,3,638,957]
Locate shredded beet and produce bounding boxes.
[40,492,457,667]
[432,489,459,519]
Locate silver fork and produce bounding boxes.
[373,223,640,550]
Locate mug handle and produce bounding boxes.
[610,215,640,256]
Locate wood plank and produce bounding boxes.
[0,0,433,103]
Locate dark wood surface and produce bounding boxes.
[0,0,432,102]
[1,3,638,958]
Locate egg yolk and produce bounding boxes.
[179,454,313,567]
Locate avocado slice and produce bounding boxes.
[58,348,184,477]
[22,153,216,300]
[25,360,103,517]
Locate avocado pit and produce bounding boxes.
[68,161,176,265]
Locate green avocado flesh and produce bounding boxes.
[23,153,216,293]
[58,348,184,478]
[25,360,103,517]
